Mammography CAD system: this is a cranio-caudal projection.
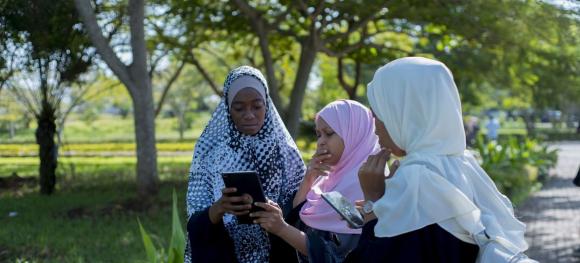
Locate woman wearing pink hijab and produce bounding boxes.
[251,100,382,262]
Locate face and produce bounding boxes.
[315,117,345,166]
[372,111,406,157]
[229,87,266,136]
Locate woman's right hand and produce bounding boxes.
[293,150,333,207]
[208,187,253,224]
[305,150,333,184]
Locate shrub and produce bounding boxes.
[473,135,558,204]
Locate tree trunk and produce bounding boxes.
[75,0,159,197]
[255,22,282,112]
[285,40,318,137]
[132,86,159,196]
[178,113,185,140]
[36,101,57,195]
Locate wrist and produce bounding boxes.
[363,212,377,223]
[208,203,223,224]
[304,174,317,185]
[363,191,383,202]
[274,221,292,237]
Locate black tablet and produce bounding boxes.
[321,191,364,229]
[221,171,267,224]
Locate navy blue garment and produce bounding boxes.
[344,219,479,263]
[573,165,580,187]
[187,203,301,263]
[187,208,237,263]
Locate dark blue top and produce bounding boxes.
[344,219,479,263]
[187,203,301,263]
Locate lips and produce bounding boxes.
[316,149,330,156]
[241,124,259,129]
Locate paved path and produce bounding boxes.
[516,141,580,263]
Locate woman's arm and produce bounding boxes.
[293,150,333,207]
[293,177,316,207]
[252,201,309,255]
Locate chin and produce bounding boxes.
[245,129,260,136]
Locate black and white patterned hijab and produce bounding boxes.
[186,66,306,263]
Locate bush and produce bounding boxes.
[473,135,558,204]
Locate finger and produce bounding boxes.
[249,211,273,218]
[317,164,332,172]
[388,160,400,178]
[367,154,379,168]
[268,200,281,208]
[223,195,249,204]
[242,194,253,204]
[222,187,237,194]
[312,153,332,163]
[224,203,252,212]
[254,202,278,212]
[253,217,271,225]
[231,210,250,216]
[354,200,365,206]
[377,153,389,173]
[379,148,392,161]
[317,153,333,161]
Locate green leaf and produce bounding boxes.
[138,218,158,263]
[167,189,186,263]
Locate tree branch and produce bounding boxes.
[232,0,283,111]
[127,0,147,82]
[149,49,169,78]
[8,83,40,118]
[200,47,231,70]
[74,0,132,90]
[324,12,379,44]
[189,51,222,97]
[154,58,186,117]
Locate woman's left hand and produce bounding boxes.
[251,200,289,236]
[358,149,400,201]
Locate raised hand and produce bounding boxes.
[358,149,396,202]
[305,149,333,184]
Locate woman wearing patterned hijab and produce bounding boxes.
[185,66,306,263]
[250,100,381,262]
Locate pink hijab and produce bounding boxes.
[299,100,380,234]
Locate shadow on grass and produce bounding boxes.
[0,175,189,263]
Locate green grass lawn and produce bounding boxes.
[0,114,211,144]
[0,156,192,178]
[0,114,570,262]
[0,174,188,263]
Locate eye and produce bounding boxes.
[315,131,321,138]
[232,107,243,112]
[326,131,335,137]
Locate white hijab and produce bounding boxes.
[367,57,528,251]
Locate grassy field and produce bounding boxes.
[0,178,188,263]
[0,115,573,262]
[0,114,211,144]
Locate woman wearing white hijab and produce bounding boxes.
[345,57,529,262]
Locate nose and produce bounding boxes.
[317,137,326,148]
[242,110,255,120]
